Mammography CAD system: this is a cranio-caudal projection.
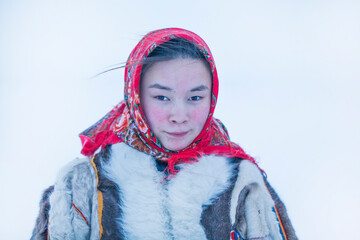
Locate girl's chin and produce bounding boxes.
[164,145,187,151]
[163,140,192,152]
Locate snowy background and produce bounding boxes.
[1,0,359,239]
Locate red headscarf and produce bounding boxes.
[80,28,259,174]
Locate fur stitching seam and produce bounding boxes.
[91,155,104,238]
[72,203,89,225]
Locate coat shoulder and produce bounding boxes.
[31,157,97,240]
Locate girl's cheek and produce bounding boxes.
[190,104,210,123]
[148,104,168,123]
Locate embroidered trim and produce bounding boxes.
[264,184,287,240]
[72,203,89,225]
[91,155,104,238]
[231,230,245,240]
[273,206,287,240]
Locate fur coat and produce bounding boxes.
[31,143,297,240]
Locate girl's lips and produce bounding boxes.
[166,131,189,137]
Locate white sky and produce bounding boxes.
[0,0,359,239]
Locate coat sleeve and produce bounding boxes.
[263,177,298,240]
[31,158,97,240]
[229,160,298,240]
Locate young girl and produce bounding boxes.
[31,28,297,240]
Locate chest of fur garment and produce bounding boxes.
[44,143,287,240]
[97,143,237,239]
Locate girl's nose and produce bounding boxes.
[169,101,189,124]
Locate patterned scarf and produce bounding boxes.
[79,28,259,174]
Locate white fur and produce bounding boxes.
[230,160,282,240]
[104,143,235,240]
[167,155,235,239]
[103,143,170,240]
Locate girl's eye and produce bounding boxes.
[155,95,169,101]
[189,96,202,101]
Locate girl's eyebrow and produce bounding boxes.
[149,83,173,91]
[148,84,209,92]
[190,85,209,92]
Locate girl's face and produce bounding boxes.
[140,58,212,151]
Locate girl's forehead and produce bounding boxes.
[141,59,212,88]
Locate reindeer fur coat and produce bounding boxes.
[31,143,297,240]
